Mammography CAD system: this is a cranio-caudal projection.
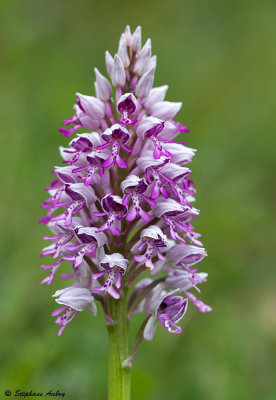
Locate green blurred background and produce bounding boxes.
[1,0,275,399]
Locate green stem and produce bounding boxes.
[107,288,131,400]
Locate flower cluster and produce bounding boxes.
[40,26,211,339]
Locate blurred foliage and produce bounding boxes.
[0,0,275,399]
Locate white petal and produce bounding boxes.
[143,316,158,341]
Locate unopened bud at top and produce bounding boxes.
[76,93,105,120]
[119,25,132,47]
[131,26,141,52]
[135,67,155,98]
[133,38,152,76]
[105,51,114,77]
[94,68,112,101]
[111,54,126,87]
[118,41,130,68]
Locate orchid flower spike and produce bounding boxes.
[40,24,210,358]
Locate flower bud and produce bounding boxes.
[119,25,132,47]
[131,26,141,52]
[167,244,207,267]
[148,55,157,71]
[94,68,112,101]
[105,50,114,77]
[118,41,130,68]
[76,93,105,120]
[135,67,155,98]
[151,101,182,120]
[111,54,126,87]
[133,38,151,76]
[143,85,168,110]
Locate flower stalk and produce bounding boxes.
[108,289,131,400]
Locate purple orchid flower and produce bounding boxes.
[62,134,95,165]
[158,163,194,207]
[59,94,105,137]
[165,269,212,313]
[50,183,96,227]
[117,93,138,125]
[92,253,128,299]
[153,198,202,245]
[137,116,174,159]
[62,226,107,270]
[52,287,97,336]
[71,152,107,186]
[41,218,81,259]
[134,226,168,270]
[98,124,132,169]
[121,175,155,222]
[164,256,212,313]
[144,289,188,341]
[92,194,127,236]
[166,269,208,292]
[136,151,173,199]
